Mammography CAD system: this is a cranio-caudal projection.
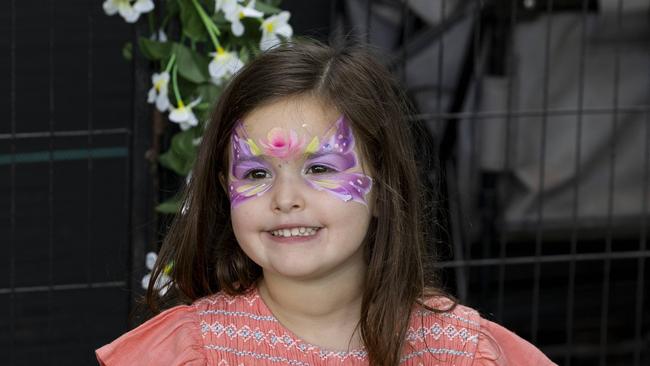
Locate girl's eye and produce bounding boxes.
[306,164,335,174]
[245,169,271,180]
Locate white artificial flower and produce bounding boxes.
[150,29,168,42]
[208,47,244,84]
[103,0,154,23]
[224,0,264,37]
[169,98,202,130]
[141,252,172,296]
[260,11,293,51]
[147,71,171,112]
[133,0,154,13]
[103,0,138,23]
[146,251,157,270]
[158,29,168,42]
[215,0,242,15]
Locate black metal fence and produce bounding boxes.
[1,1,135,364]
[332,0,649,365]
[1,0,648,365]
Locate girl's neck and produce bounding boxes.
[257,267,366,351]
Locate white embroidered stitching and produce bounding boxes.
[413,309,481,327]
[201,321,369,361]
[205,345,312,366]
[400,347,475,363]
[196,293,260,307]
[198,309,278,322]
[196,293,481,364]
[405,323,479,345]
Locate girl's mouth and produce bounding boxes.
[269,226,321,238]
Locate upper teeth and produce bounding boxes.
[270,227,319,237]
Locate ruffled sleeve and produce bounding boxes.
[473,318,556,366]
[96,305,206,366]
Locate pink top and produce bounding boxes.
[96,288,556,365]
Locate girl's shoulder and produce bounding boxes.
[95,302,205,365]
[410,296,556,366]
[95,291,259,366]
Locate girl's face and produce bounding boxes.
[228,95,374,281]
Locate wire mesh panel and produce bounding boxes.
[334,0,649,365]
[1,1,136,364]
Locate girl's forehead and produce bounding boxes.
[241,96,339,138]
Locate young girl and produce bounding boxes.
[96,40,555,366]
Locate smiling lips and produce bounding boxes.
[269,226,321,238]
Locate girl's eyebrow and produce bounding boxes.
[304,151,345,160]
[233,155,269,164]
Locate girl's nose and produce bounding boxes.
[270,173,306,213]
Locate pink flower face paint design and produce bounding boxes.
[259,127,305,159]
[228,122,273,207]
[227,116,373,208]
[302,116,373,205]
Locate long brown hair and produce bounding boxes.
[146,38,450,366]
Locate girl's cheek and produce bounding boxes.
[228,177,274,208]
[303,172,373,206]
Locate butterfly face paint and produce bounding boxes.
[302,116,373,205]
[228,116,373,208]
[229,122,274,207]
[259,127,306,159]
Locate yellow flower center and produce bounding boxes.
[177,100,185,109]
[265,22,275,33]
[238,11,245,19]
[154,79,165,92]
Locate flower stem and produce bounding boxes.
[172,64,183,107]
[165,53,176,73]
[191,0,221,51]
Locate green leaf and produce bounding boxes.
[193,102,212,111]
[178,0,207,42]
[193,108,210,128]
[159,129,197,175]
[139,38,173,60]
[176,76,199,103]
[122,42,133,61]
[262,0,282,8]
[238,17,264,38]
[159,148,187,175]
[196,83,221,106]
[155,194,182,214]
[255,1,282,14]
[171,128,198,158]
[239,46,253,63]
[173,43,210,83]
[212,10,229,27]
[165,0,180,16]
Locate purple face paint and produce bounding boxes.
[228,122,273,207]
[227,116,373,208]
[302,116,373,205]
